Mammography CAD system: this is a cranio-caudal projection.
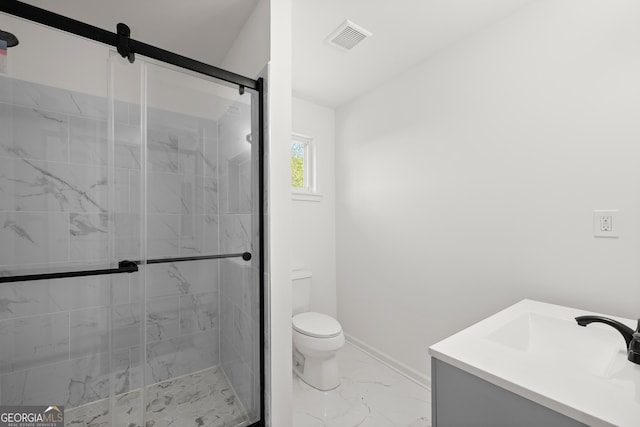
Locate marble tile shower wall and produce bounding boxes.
[0,75,224,409]
[143,94,221,389]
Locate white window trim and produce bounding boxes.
[292,132,323,201]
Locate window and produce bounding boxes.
[291,139,307,189]
[291,133,321,201]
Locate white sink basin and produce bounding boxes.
[485,312,624,377]
[429,299,640,427]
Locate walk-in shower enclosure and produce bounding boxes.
[0,2,265,426]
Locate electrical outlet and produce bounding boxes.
[593,210,619,238]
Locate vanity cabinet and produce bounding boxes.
[431,358,588,427]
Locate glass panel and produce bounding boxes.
[0,13,140,426]
[219,78,261,426]
[143,60,260,426]
[108,52,145,426]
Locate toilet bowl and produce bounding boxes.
[291,270,345,391]
[292,311,345,391]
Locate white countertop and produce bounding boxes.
[428,299,640,427]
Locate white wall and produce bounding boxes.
[292,97,337,317]
[336,0,640,383]
[266,1,293,426]
[221,0,270,79]
[0,13,109,95]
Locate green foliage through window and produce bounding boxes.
[292,142,305,189]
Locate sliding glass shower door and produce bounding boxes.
[112,55,261,426]
[0,9,262,427]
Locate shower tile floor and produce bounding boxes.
[293,343,431,427]
[65,366,248,427]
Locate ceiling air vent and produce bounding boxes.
[325,20,372,52]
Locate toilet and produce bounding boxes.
[292,269,345,391]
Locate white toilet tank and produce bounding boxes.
[292,269,312,315]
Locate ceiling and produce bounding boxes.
[292,0,534,108]
[17,0,259,66]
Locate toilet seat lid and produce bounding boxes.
[292,312,342,338]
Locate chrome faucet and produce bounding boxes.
[575,316,640,365]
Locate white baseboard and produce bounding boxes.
[345,333,431,391]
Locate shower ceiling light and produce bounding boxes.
[325,20,372,52]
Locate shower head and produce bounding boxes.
[0,30,19,47]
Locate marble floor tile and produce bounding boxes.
[293,343,431,427]
[64,365,248,427]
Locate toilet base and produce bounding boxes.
[293,352,341,391]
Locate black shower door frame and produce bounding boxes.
[0,1,267,426]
